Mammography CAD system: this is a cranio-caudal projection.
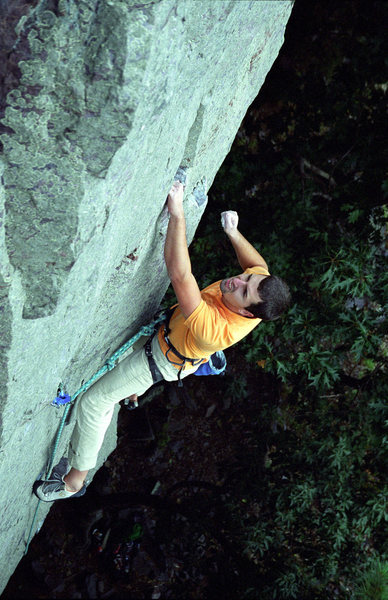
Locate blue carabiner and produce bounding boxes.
[52,392,72,407]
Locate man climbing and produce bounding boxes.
[34,180,290,502]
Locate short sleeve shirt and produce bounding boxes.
[157,266,270,369]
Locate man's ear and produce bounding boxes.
[239,308,254,318]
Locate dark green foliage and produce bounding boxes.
[224,375,387,599]
[189,0,387,597]
[353,559,388,600]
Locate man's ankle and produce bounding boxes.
[63,474,83,492]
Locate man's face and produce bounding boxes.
[220,272,267,317]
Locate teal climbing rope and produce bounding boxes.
[24,312,166,555]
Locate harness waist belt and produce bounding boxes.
[162,327,204,368]
[144,337,163,384]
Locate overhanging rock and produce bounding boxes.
[0,0,293,591]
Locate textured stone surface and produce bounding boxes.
[0,0,292,591]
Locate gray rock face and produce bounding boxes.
[0,0,292,591]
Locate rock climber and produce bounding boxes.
[34,180,291,501]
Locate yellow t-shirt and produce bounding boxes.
[157,266,270,370]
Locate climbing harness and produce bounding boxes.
[144,335,164,384]
[162,307,227,383]
[24,312,166,556]
[161,308,205,386]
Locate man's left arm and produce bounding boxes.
[221,210,269,271]
[164,181,202,319]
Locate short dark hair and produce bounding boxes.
[246,275,291,320]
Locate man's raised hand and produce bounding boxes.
[167,181,185,217]
[221,210,239,235]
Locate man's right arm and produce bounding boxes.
[221,210,268,271]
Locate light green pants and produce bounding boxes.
[67,334,197,470]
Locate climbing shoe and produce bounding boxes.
[33,457,86,502]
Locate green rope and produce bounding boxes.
[24,313,166,555]
[24,402,71,556]
[70,313,166,403]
